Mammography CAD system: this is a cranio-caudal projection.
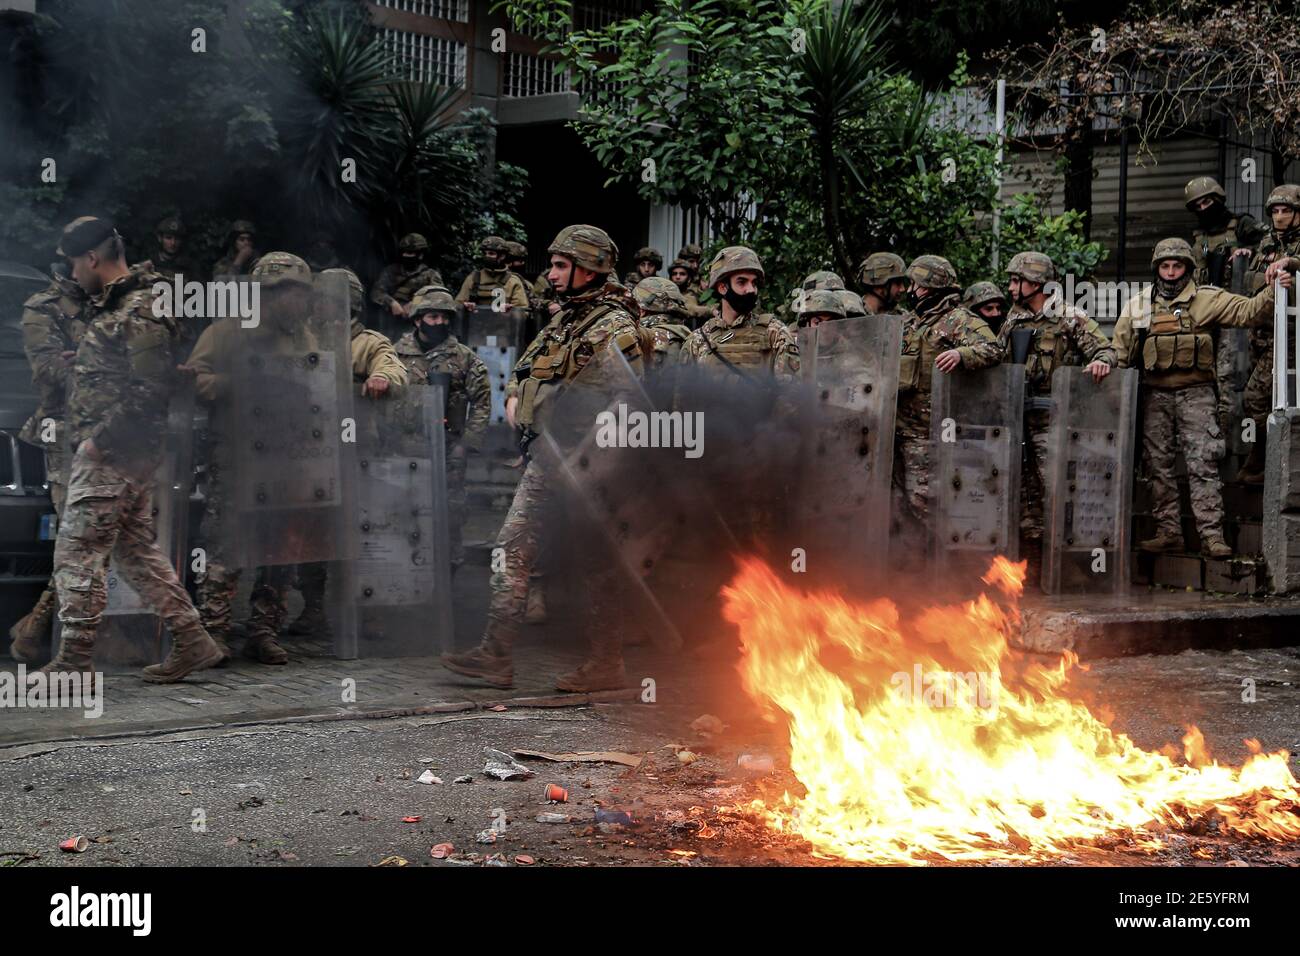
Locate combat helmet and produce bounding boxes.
[1150,237,1196,272]
[633,247,664,269]
[1265,184,1300,212]
[1184,176,1226,209]
[857,252,907,287]
[963,280,1008,311]
[505,240,527,260]
[229,219,257,239]
[632,276,687,316]
[906,255,959,290]
[707,246,764,287]
[802,269,845,292]
[668,257,695,277]
[399,233,430,254]
[252,251,312,288]
[795,288,847,325]
[480,235,510,255]
[322,267,364,319]
[155,216,185,237]
[836,289,866,318]
[548,224,619,274]
[410,286,459,317]
[678,243,703,262]
[1005,251,1056,284]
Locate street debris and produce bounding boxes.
[514,749,643,768]
[544,784,569,803]
[430,843,454,859]
[488,705,507,712]
[483,747,534,781]
[536,812,572,824]
[416,770,442,785]
[373,855,409,867]
[594,809,634,826]
[484,854,509,866]
[453,775,473,784]
[476,829,498,844]
[417,757,436,764]
[515,854,535,865]
[676,750,699,765]
[58,836,89,853]
[401,816,422,824]
[691,714,725,736]
[737,754,774,773]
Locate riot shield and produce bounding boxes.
[344,382,453,658]
[929,364,1025,579]
[206,272,358,651]
[96,385,197,666]
[1041,367,1138,594]
[475,342,517,425]
[458,304,528,352]
[795,316,902,582]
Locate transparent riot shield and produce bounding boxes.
[475,342,517,425]
[96,385,198,665]
[796,316,902,582]
[206,271,358,652]
[529,347,686,651]
[1041,367,1138,594]
[344,383,452,658]
[930,364,1025,578]
[458,305,528,352]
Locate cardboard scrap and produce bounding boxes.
[512,749,644,768]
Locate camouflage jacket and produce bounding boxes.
[394,330,491,449]
[680,308,800,381]
[149,249,202,282]
[1191,213,1266,287]
[212,251,259,277]
[998,302,1115,396]
[897,292,1002,436]
[681,289,713,324]
[19,276,89,447]
[350,319,408,387]
[372,263,444,309]
[456,268,530,310]
[510,282,644,435]
[1243,230,1300,352]
[66,269,183,462]
[640,315,692,368]
[1114,281,1274,390]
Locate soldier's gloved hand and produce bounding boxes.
[505,394,519,428]
[363,375,391,399]
[934,349,962,373]
[176,362,197,379]
[1232,247,1252,259]
[1085,360,1112,383]
[464,301,477,313]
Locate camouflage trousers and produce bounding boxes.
[193,457,289,639]
[1242,342,1273,424]
[892,433,932,525]
[447,448,467,569]
[478,458,619,663]
[1019,409,1052,541]
[46,440,69,513]
[1144,384,1227,541]
[53,447,203,645]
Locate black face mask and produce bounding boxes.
[722,286,758,315]
[1194,201,1231,231]
[417,323,451,348]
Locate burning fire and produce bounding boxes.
[725,556,1300,864]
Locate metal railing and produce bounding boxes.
[1275,273,1299,409]
[381,27,467,88]
[373,0,469,21]
[502,51,570,98]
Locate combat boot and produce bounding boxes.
[37,636,97,696]
[8,589,56,663]
[524,586,547,625]
[244,628,289,665]
[555,657,627,693]
[286,601,330,638]
[1235,442,1266,485]
[1200,535,1233,559]
[208,630,233,666]
[1138,531,1183,553]
[440,646,513,688]
[142,626,225,684]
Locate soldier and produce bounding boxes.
[668,257,711,325]
[838,289,867,319]
[440,224,644,692]
[456,235,530,314]
[392,286,491,573]
[997,252,1115,563]
[373,233,444,323]
[1185,176,1265,287]
[794,289,847,329]
[624,247,663,290]
[680,246,800,382]
[962,281,1009,334]
[1114,238,1278,557]
[857,252,909,315]
[188,252,326,664]
[632,277,692,367]
[678,242,707,297]
[285,268,409,636]
[147,216,198,281]
[1236,184,1300,483]
[212,219,260,277]
[8,234,91,663]
[802,270,845,292]
[37,217,223,682]
[303,232,342,272]
[893,255,1002,527]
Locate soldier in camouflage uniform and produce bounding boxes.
[286,268,409,637]
[392,286,491,572]
[1114,238,1277,557]
[1235,184,1300,483]
[146,216,199,282]
[997,252,1115,559]
[1185,176,1265,288]
[456,235,530,314]
[372,233,444,323]
[893,255,1003,528]
[632,277,692,367]
[678,243,708,298]
[962,281,1008,334]
[441,225,644,693]
[857,252,908,316]
[8,229,91,663]
[794,288,847,328]
[38,217,223,683]
[623,247,663,291]
[188,253,326,665]
[668,257,711,326]
[212,219,260,277]
[838,289,867,319]
[680,246,800,381]
[803,270,845,292]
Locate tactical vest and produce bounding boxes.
[468,268,510,305]
[1194,217,1240,285]
[1010,317,1069,392]
[516,301,634,432]
[700,314,780,372]
[898,314,942,395]
[1141,306,1215,382]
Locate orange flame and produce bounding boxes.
[724,557,1300,863]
